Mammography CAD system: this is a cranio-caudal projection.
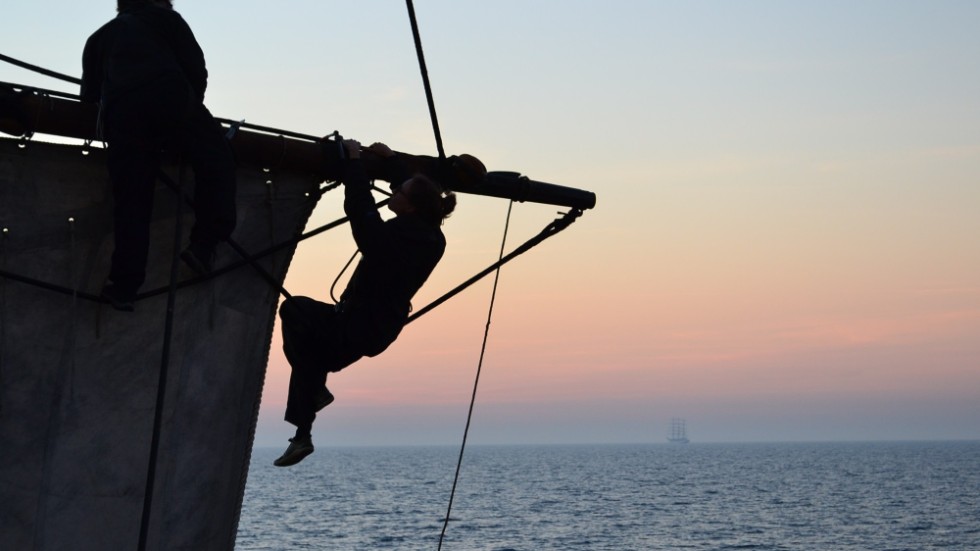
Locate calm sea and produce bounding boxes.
[237,441,980,550]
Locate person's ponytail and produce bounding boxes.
[406,174,456,226]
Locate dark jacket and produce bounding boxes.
[81,5,207,106]
[340,159,446,356]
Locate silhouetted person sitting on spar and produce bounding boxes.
[81,0,237,311]
[274,139,461,467]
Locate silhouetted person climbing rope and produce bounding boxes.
[274,139,458,467]
[81,0,236,311]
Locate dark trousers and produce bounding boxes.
[104,80,236,294]
[281,296,364,429]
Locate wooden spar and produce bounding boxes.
[0,84,596,210]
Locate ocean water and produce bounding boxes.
[237,441,980,550]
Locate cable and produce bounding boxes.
[137,160,187,551]
[408,209,581,325]
[404,0,446,160]
[0,52,81,85]
[329,249,360,303]
[437,201,514,550]
[0,228,6,414]
[0,195,388,305]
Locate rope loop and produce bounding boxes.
[330,249,360,303]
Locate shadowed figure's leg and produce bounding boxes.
[102,81,187,303]
[180,103,236,251]
[281,297,336,434]
[276,296,364,467]
[104,93,165,300]
[106,142,159,297]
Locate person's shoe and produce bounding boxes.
[315,386,335,412]
[273,436,314,467]
[101,284,136,312]
[180,242,215,275]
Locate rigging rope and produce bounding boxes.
[404,0,446,160]
[138,160,187,551]
[66,218,80,415]
[400,3,502,547]
[0,77,326,145]
[0,52,80,85]
[438,200,513,550]
[0,227,6,414]
[407,208,581,325]
[68,218,79,343]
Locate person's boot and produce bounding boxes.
[273,436,314,467]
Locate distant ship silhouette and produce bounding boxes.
[668,418,690,444]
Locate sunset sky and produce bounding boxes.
[4,1,979,446]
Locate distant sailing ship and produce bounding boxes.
[668,418,690,444]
